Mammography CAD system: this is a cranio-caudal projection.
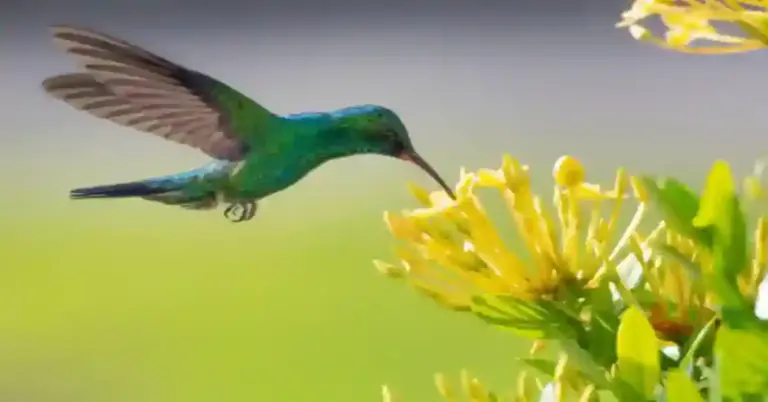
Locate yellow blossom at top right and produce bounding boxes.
[617,0,768,54]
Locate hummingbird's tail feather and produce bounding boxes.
[70,180,221,212]
[70,160,237,201]
[69,181,171,199]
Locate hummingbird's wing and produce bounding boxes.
[43,25,280,161]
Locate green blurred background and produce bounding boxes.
[3,0,768,400]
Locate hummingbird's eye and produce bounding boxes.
[389,133,407,154]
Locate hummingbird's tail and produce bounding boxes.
[69,180,172,199]
[69,161,237,206]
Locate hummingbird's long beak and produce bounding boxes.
[400,150,456,200]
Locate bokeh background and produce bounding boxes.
[2,0,768,400]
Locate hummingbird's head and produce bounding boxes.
[333,104,455,199]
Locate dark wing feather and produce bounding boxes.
[43,73,211,144]
[44,25,280,161]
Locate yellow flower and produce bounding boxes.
[744,157,768,201]
[737,158,768,299]
[376,155,648,309]
[381,385,399,402]
[378,154,768,349]
[617,0,768,54]
[636,158,768,341]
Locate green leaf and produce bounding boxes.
[558,339,613,390]
[521,358,557,378]
[693,161,751,323]
[715,326,768,397]
[584,285,620,368]
[469,295,581,341]
[693,161,736,229]
[679,317,718,372]
[616,306,660,400]
[653,244,703,282]
[640,176,713,248]
[666,368,704,402]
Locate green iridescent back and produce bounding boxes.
[228,105,407,199]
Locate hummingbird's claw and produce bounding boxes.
[224,200,257,223]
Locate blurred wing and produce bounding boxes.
[44,73,224,149]
[44,25,280,161]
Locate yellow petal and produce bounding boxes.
[502,154,531,192]
[499,186,558,286]
[466,377,490,401]
[384,211,424,241]
[666,29,694,47]
[373,259,406,278]
[568,183,625,200]
[741,10,768,44]
[618,0,663,26]
[628,24,653,40]
[408,182,433,206]
[578,385,596,402]
[456,172,479,200]
[411,283,471,310]
[530,340,547,356]
[434,373,456,399]
[430,190,456,208]
[476,168,506,188]
[630,176,649,203]
[381,385,398,402]
[553,155,585,188]
[516,372,539,402]
[458,193,528,286]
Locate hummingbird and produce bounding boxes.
[42,25,455,223]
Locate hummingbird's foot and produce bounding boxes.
[223,200,258,223]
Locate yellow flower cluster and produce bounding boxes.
[617,0,768,54]
[382,370,502,402]
[643,229,716,341]
[376,155,768,340]
[375,155,648,308]
[741,159,768,299]
[377,156,768,400]
[641,159,768,337]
